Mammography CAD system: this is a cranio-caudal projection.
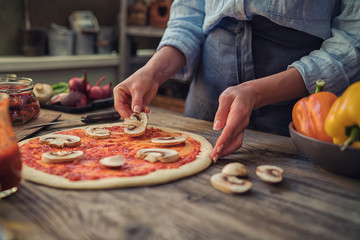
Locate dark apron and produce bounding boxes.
[184,15,323,136]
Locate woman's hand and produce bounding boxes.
[210,83,257,162]
[113,46,186,119]
[210,68,307,162]
[113,67,159,119]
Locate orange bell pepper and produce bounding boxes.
[292,79,338,142]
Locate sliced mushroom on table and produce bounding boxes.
[85,126,111,139]
[256,165,284,183]
[222,162,248,177]
[42,151,84,163]
[210,173,252,194]
[39,134,81,148]
[124,112,148,137]
[136,148,179,163]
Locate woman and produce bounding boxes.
[114,0,360,162]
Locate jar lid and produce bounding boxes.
[0,77,34,94]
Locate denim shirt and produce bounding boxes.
[158,0,360,96]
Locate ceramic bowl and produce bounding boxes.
[289,122,360,178]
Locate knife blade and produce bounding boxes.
[25,110,121,129]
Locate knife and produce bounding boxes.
[25,110,121,129]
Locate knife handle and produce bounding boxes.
[81,110,121,123]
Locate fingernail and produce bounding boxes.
[213,120,222,130]
[217,144,223,153]
[212,154,219,163]
[133,105,141,113]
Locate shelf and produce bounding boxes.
[126,26,165,38]
[0,54,120,72]
[118,2,168,80]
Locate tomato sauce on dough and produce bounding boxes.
[20,126,201,181]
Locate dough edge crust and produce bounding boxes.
[20,123,213,189]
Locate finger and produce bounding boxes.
[209,142,224,163]
[113,86,132,118]
[213,91,233,130]
[219,131,244,157]
[210,105,249,161]
[210,124,243,162]
[210,127,244,162]
[130,84,146,113]
[143,105,151,114]
[216,112,248,153]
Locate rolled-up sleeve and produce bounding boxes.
[289,0,360,96]
[157,0,206,81]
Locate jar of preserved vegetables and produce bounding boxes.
[0,93,22,198]
[0,76,40,124]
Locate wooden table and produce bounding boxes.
[1,107,359,240]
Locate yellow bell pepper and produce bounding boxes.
[325,81,360,150]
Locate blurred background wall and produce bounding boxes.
[0,0,119,55]
[0,0,24,55]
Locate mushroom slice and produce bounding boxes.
[124,112,148,137]
[99,155,126,168]
[42,151,84,163]
[151,136,186,146]
[210,173,252,194]
[222,162,248,177]
[136,148,179,163]
[256,165,284,183]
[39,134,81,148]
[85,126,111,139]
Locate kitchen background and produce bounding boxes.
[0,0,189,113]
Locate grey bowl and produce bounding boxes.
[289,122,360,178]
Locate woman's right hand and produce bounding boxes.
[113,66,159,119]
[113,46,186,119]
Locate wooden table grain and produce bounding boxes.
[1,107,359,240]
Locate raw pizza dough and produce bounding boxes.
[19,123,213,189]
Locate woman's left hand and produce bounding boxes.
[210,83,257,162]
[209,68,308,162]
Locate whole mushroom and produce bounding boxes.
[34,83,54,104]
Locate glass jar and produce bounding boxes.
[0,93,22,198]
[0,76,40,125]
